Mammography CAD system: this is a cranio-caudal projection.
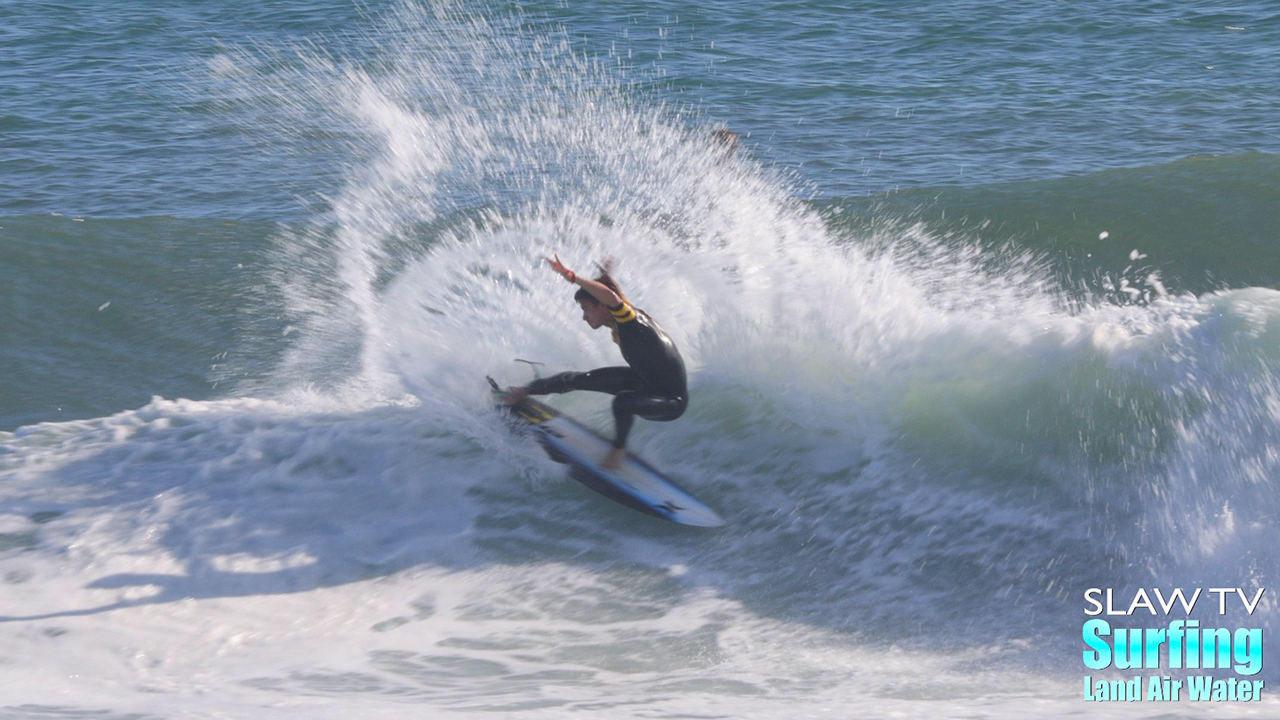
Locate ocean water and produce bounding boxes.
[3,1,1280,717]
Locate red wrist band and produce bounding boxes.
[566,270,576,283]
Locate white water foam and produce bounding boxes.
[6,2,1280,716]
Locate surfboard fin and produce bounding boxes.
[513,358,544,379]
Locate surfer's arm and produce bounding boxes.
[508,372,586,404]
[521,368,640,397]
[546,255,623,308]
[519,371,582,396]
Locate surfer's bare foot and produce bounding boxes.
[601,447,626,470]
[502,387,529,407]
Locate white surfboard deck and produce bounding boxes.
[490,381,724,527]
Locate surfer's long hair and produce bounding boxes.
[574,258,627,305]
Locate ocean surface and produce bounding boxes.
[3,1,1280,717]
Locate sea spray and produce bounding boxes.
[5,1,1280,715]
[208,3,1280,658]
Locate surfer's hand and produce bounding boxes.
[546,255,576,283]
[502,386,529,407]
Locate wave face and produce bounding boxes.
[3,2,1280,717]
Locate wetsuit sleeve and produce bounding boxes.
[608,301,637,324]
[524,371,582,395]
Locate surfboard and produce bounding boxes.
[488,378,725,527]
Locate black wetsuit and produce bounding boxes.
[525,300,687,448]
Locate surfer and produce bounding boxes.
[504,256,688,470]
